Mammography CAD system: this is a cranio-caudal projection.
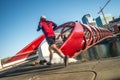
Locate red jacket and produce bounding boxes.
[37,20,57,37]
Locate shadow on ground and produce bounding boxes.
[0,64,64,78]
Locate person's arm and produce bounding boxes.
[37,25,42,31]
[53,22,57,30]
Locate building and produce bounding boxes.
[108,17,120,33]
[96,14,113,27]
[82,14,97,26]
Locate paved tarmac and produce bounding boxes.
[0,56,120,80]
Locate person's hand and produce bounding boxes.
[37,28,40,31]
[53,27,57,30]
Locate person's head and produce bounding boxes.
[40,15,46,21]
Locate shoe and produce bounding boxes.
[64,56,69,67]
[39,60,47,65]
[47,62,52,65]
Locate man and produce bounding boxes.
[37,16,68,67]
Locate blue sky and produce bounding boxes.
[0,0,120,59]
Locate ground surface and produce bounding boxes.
[0,56,120,80]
